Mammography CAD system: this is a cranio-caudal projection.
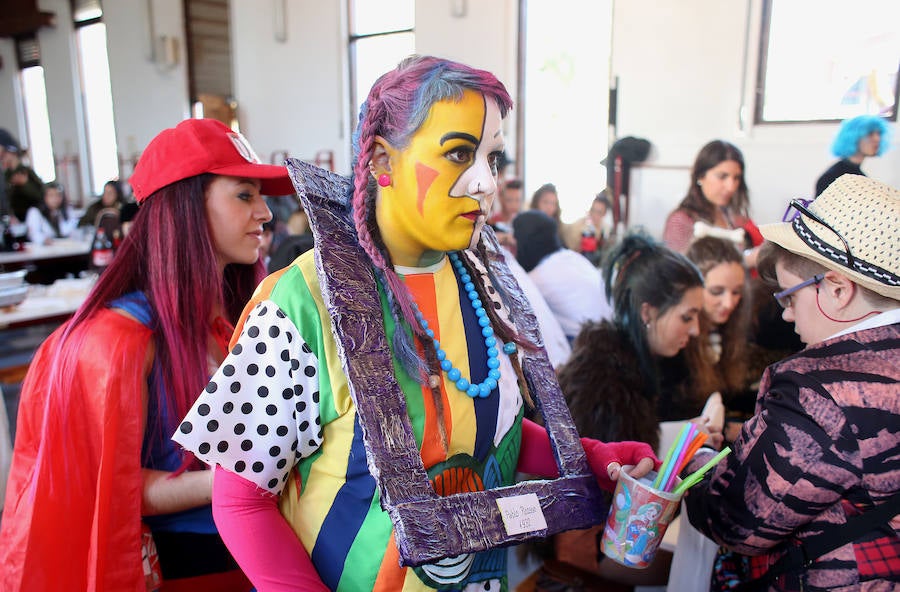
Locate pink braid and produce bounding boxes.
[351,98,424,337]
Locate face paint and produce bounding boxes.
[376,90,505,267]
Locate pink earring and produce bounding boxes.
[377,174,391,188]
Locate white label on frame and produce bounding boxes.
[496,493,548,536]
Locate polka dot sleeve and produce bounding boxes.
[173,300,323,494]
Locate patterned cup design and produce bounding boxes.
[600,468,682,569]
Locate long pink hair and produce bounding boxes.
[43,174,265,467]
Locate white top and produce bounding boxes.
[527,249,613,340]
[501,247,572,368]
[24,206,78,245]
[828,307,900,340]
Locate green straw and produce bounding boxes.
[652,423,689,489]
[672,447,731,496]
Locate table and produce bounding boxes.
[0,276,95,330]
[0,238,92,266]
[0,276,95,394]
[0,238,93,285]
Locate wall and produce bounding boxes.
[230,1,347,172]
[230,0,519,176]
[416,0,520,157]
[104,0,190,166]
[610,0,899,234]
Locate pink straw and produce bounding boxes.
[656,423,694,492]
[663,424,698,492]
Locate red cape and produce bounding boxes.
[0,309,152,591]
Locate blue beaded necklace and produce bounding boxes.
[411,252,517,399]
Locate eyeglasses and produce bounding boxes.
[782,198,856,269]
[781,198,813,222]
[773,273,825,309]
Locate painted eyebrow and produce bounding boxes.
[440,132,479,145]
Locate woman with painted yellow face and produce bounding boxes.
[373,88,505,266]
[175,56,657,591]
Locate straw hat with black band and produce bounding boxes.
[759,174,899,301]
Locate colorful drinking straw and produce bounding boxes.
[672,447,732,496]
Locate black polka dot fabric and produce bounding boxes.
[173,300,323,494]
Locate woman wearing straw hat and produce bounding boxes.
[682,174,900,591]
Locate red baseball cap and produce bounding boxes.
[129,118,294,202]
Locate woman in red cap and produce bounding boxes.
[0,118,293,592]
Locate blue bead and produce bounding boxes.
[424,250,507,398]
[503,342,517,354]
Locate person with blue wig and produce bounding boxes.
[815,114,891,197]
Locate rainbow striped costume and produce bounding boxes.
[176,251,524,591]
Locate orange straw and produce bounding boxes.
[676,432,708,474]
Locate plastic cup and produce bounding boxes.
[600,466,682,568]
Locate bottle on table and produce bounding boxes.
[580,222,598,254]
[91,228,114,272]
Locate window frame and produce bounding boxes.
[754,0,900,124]
[70,0,120,196]
[346,0,415,145]
[14,35,57,184]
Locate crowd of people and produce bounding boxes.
[0,57,897,592]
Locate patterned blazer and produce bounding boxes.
[685,322,900,591]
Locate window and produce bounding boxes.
[522,0,612,222]
[347,0,415,135]
[72,0,119,195]
[15,36,56,182]
[756,0,900,123]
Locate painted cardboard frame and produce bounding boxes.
[287,160,606,567]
